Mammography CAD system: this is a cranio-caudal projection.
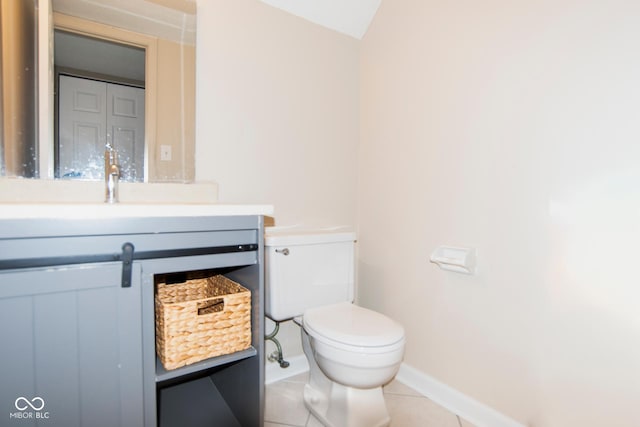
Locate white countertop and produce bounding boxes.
[0,203,274,220]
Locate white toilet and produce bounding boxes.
[265,227,405,427]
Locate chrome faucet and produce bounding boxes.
[104,143,120,203]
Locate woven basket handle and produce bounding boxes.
[197,298,224,315]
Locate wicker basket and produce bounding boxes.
[155,274,252,370]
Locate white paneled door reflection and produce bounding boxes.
[58,75,144,181]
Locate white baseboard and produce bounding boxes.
[396,363,526,427]
[265,354,309,384]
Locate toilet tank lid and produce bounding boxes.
[265,226,356,246]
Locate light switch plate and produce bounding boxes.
[160,145,172,161]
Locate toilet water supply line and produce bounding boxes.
[265,320,290,368]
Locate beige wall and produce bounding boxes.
[194,0,640,424]
[194,0,360,360]
[153,38,196,182]
[194,0,359,228]
[359,0,640,426]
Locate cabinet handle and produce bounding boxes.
[275,248,289,256]
[121,242,135,288]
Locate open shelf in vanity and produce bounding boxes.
[140,217,266,427]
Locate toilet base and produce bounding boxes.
[300,326,392,427]
[303,381,390,427]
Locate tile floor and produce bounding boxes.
[265,372,476,427]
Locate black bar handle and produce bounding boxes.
[0,243,258,272]
[121,242,135,288]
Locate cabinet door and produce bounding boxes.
[0,262,143,427]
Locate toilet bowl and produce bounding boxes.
[264,227,406,427]
[304,302,405,389]
[301,302,404,427]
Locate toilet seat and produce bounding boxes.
[303,302,405,352]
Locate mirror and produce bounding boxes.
[0,0,196,182]
[55,30,146,181]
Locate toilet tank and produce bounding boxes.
[264,227,356,321]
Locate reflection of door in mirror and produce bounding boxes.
[55,30,145,182]
[58,75,145,181]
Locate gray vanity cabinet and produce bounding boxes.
[0,215,265,427]
[0,262,144,427]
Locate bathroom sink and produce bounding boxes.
[0,180,273,219]
[0,202,274,220]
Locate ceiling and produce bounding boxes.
[258,0,382,40]
[54,31,146,82]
